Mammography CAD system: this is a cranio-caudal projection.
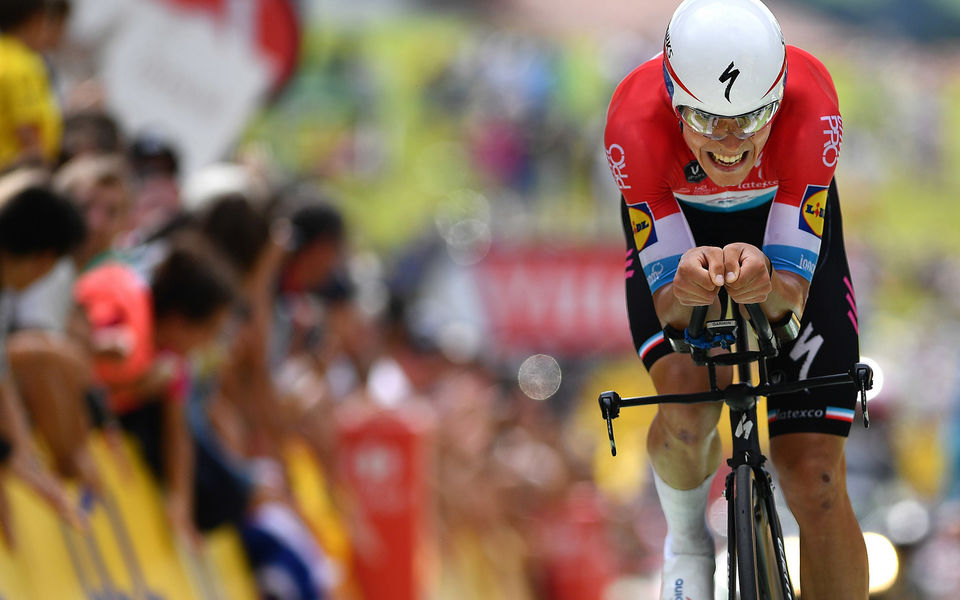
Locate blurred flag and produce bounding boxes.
[69,0,300,176]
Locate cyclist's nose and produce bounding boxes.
[715,127,744,148]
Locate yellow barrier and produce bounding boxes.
[0,432,259,599]
[285,439,358,599]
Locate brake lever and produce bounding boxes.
[598,391,622,456]
[851,363,873,429]
[859,380,870,428]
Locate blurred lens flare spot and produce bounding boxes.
[783,535,801,595]
[864,531,898,593]
[443,218,491,265]
[784,532,898,595]
[707,496,727,538]
[885,499,930,546]
[518,354,561,401]
[860,355,884,401]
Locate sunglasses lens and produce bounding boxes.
[680,102,779,140]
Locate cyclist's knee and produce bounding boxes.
[772,435,848,520]
[649,353,726,443]
[654,402,722,446]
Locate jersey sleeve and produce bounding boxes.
[605,86,696,295]
[761,48,842,281]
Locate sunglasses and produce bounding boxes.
[679,101,780,140]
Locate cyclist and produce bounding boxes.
[604,0,866,598]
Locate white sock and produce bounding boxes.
[652,468,715,558]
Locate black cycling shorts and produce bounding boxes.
[622,179,860,438]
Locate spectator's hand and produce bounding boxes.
[0,479,14,549]
[721,242,773,305]
[166,494,202,551]
[673,246,725,306]
[103,423,134,482]
[4,448,86,546]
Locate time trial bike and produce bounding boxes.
[598,299,873,599]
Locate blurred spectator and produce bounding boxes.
[0,0,63,171]
[40,0,70,55]
[97,235,237,545]
[58,109,125,167]
[55,153,132,270]
[196,194,286,456]
[126,131,184,245]
[0,183,86,318]
[0,182,87,545]
[4,156,137,511]
[8,153,131,334]
[268,193,348,373]
[188,190,341,599]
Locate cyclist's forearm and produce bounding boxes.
[654,284,693,330]
[653,285,723,331]
[761,268,808,322]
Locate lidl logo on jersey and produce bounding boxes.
[628,203,657,250]
[799,185,827,238]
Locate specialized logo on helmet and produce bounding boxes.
[719,61,740,102]
[627,203,657,251]
[799,184,827,238]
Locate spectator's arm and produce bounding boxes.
[162,395,199,547]
[0,377,83,546]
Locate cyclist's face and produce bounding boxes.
[681,120,773,187]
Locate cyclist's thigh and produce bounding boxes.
[766,182,859,438]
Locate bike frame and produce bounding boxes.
[598,301,872,600]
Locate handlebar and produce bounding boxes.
[598,301,873,456]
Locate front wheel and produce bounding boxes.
[732,465,760,599]
[731,465,793,600]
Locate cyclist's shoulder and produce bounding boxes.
[605,55,685,191]
[781,45,840,116]
[605,55,677,140]
[761,46,842,172]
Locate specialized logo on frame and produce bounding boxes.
[735,413,754,439]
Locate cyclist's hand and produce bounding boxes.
[673,246,725,306]
[721,243,772,304]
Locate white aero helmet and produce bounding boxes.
[663,0,786,118]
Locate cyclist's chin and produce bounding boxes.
[702,149,754,187]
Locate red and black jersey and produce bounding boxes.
[604,45,842,293]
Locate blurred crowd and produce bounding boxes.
[0,2,626,599]
[6,0,960,599]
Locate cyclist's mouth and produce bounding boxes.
[707,150,748,170]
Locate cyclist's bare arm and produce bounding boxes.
[722,242,809,321]
[654,242,810,330]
